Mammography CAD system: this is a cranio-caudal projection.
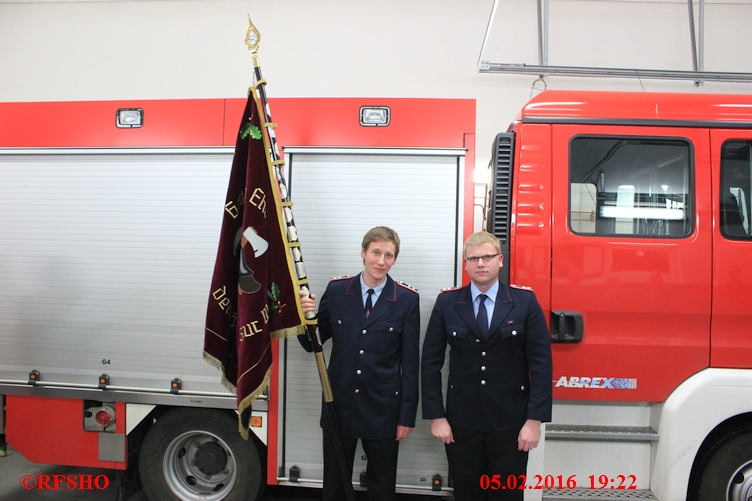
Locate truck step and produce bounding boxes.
[543,488,657,500]
[546,424,658,442]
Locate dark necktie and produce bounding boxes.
[365,289,374,319]
[477,294,489,339]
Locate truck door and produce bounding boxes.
[549,125,711,402]
[710,130,752,369]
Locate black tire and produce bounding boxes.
[139,408,264,501]
[695,428,752,501]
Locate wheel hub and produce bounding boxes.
[163,431,236,501]
[194,441,228,477]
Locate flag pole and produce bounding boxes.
[245,17,356,501]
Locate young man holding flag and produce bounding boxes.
[299,226,420,501]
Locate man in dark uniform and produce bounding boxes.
[299,226,420,501]
[421,231,552,501]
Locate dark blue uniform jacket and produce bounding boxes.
[300,273,420,440]
[421,282,552,432]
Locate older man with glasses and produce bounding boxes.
[421,231,552,501]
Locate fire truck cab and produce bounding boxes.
[486,90,752,500]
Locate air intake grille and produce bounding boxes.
[486,132,514,243]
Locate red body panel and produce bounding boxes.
[508,123,552,311]
[224,97,474,149]
[0,100,227,147]
[710,129,752,368]
[520,90,752,124]
[268,342,281,486]
[6,396,126,469]
[0,97,474,149]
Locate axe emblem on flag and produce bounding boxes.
[242,226,269,257]
[237,227,269,295]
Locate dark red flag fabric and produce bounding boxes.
[204,89,305,438]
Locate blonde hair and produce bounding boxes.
[463,231,501,257]
[362,226,401,258]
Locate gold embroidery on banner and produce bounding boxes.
[224,189,244,219]
[212,286,232,314]
[239,320,262,340]
[239,304,272,341]
[249,187,267,217]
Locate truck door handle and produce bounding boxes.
[550,310,584,343]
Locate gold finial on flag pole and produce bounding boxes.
[245,16,261,56]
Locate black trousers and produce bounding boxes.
[322,430,400,501]
[446,427,529,501]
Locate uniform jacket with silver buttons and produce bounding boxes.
[421,282,552,432]
[299,273,420,440]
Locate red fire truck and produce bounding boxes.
[486,90,752,501]
[0,96,475,499]
[1,90,752,501]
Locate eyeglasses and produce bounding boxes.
[465,253,500,263]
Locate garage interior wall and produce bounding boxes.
[1,0,752,171]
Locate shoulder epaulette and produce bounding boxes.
[440,285,462,293]
[510,283,534,291]
[397,281,418,293]
[330,275,352,281]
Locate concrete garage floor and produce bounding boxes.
[0,445,445,500]
[0,445,142,501]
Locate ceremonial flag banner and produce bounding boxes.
[204,86,306,438]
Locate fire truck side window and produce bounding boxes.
[569,136,692,238]
[720,140,752,239]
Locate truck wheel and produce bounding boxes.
[695,429,752,501]
[139,408,263,501]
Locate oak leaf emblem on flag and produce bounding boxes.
[268,282,285,317]
[240,122,262,140]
